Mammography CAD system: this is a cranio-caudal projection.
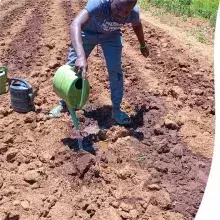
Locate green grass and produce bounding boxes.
[139,0,219,26]
[190,28,209,43]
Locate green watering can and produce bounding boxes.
[53,65,90,150]
[0,66,8,95]
[53,65,90,109]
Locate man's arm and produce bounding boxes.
[132,22,149,57]
[70,9,90,77]
[132,22,145,46]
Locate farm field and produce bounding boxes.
[0,0,215,219]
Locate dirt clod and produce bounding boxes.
[6,149,18,162]
[2,133,14,144]
[0,176,4,189]
[154,125,164,135]
[120,202,133,212]
[148,184,161,191]
[169,86,184,99]
[111,201,120,208]
[152,190,172,210]
[21,200,30,210]
[76,153,96,177]
[171,145,183,158]
[0,107,8,117]
[117,167,135,180]
[23,170,41,184]
[157,143,170,154]
[24,112,36,123]
[0,144,9,154]
[164,118,180,130]
[130,209,139,218]
[154,161,168,173]
[120,210,132,219]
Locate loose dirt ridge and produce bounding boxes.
[0,0,214,220]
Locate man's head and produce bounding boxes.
[111,0,137,22]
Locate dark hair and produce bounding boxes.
[113,0,137,7]
[124,0,137,7]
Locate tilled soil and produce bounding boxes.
[0,0,214,220]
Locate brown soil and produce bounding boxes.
[0,0,214,220]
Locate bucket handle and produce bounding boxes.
[9,78,32,89]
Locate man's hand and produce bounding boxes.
[132,22,149,58]
[75,56,88,79]
[140,45,149,58]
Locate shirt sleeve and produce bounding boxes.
[126,5,141,24]
[85,0,102,17]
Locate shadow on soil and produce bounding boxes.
[83,104,148,130]
[61,104,148,154]
[61,137,97,155]
[4,215,20,220]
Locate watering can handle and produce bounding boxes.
[9,78,32,89]
[29,87,39,105]
[79,78,86,109]
[0,66,8,74]
[72,66,87,109]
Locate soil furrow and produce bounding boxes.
[0,0,30,38]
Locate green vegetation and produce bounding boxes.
[190,28,209,43]
[139,0,219,26]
